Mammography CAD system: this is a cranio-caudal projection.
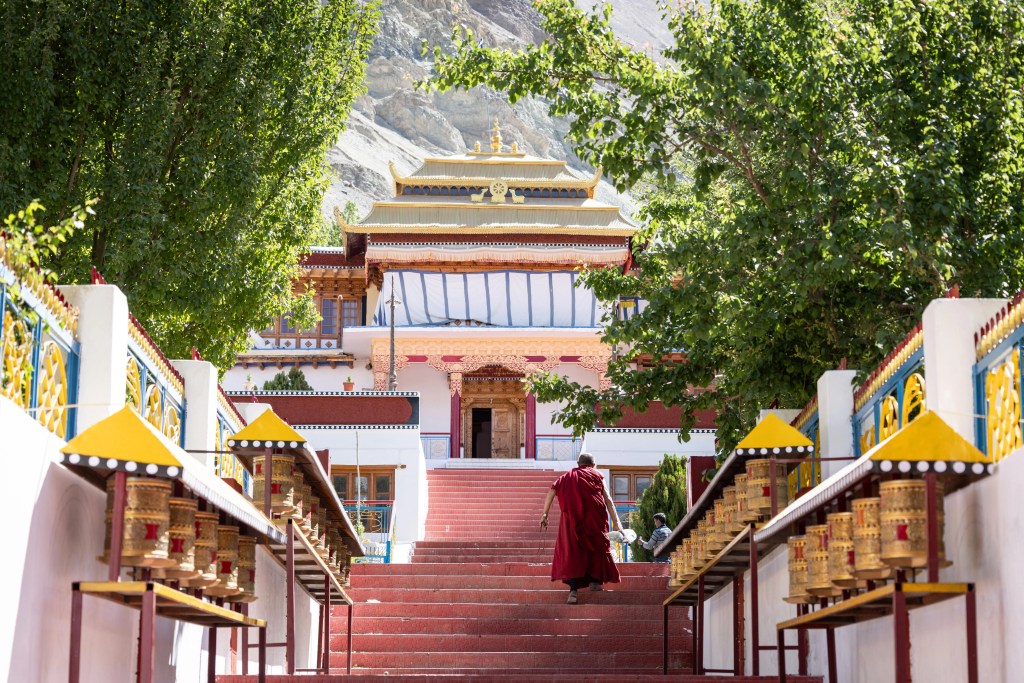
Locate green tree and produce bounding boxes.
[430,0,1024,452]
[262,367,314,391]
[630,455,687,562]
[0,0,379,369]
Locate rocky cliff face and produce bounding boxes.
[323,0,672,221]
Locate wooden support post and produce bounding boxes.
[208,626,217,683]
[777,627,788,682]
[286,522,296,674]
[69,587,82,683]
[258,626,267,683]
[347,603,354,674]
[241,603,248,676]
[733,573,744,675]
[826,627,837,683]
[966,587,978,683]
[109,471,127,582]
[797,605,808,676]
[697,575,705,676]
[894,585,910,683]
[662,604,669,675]
[750,525,760,675]
[691,600,699,676]
[139,587,155,683]
[324,575,332,672]
[262,447,272,517]
[926,473,940,583]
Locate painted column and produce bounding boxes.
[170,359,218,465]
[817,369,858,480]
[922,298,1005,441]
[449,373,462,458]
[525,392,537,459]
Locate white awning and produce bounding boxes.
[374,270,610,328]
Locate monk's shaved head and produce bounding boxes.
[577,452,596,467]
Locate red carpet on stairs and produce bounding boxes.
[218,468,822,682]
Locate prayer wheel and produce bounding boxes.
[704,511,724,554]
[306,492,320,540]
[880,480,947,569]
[228,535,258,603]
[851,497,892,580]
[189,511,221,588]
[746,459,789,515]
[826,512,864,589]
[679,538,695,579]
[805,524,840,597]
[722,486,743,534]
[121,478,175,568]
[784,535,812,604]
[691,529,703,571]
[669,550,682,587]
[252,454,296,514]
[734,474,757,523]
[290,472,306,522]
[713,499,732,543]
[697,519,714,560]
[206,525,241,597]
[155,497,199,580]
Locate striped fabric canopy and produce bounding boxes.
[373,270,609,327]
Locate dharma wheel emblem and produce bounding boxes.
[489,179,508,203]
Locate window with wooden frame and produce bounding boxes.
[320,298,338,336]
[331,466,395,502]
[609,468,657,503]
[340,299,362,328]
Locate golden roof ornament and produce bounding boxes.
[490,119,503,153]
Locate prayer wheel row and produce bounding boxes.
[667,459,790,587]
[102,476,259,602]
[786,479,948,603]
[254,454,351,585]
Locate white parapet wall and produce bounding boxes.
[584,429,717,468]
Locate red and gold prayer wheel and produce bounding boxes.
[669,549,682,587]
[121,478,175,568]
[228,535,258,603]
[826,512,864,589]
[852,497,892,580]
[690,529,703,571]
[746,459,789,515]
[189,511,221,588]
[155,497,199,580]
[253,454,296,514]
[784,535,812,604]
[697,519,715,559]
[679,538,695,580]
[205,525,241,597]
[722,486,743,534]
[880,480,947,569]
[734,474,757,523]
[805,524,840,597]
[713,499,732,543]
[290,472,306,522]
[306,492,320,540]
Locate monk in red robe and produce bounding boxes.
[540,453,624,604]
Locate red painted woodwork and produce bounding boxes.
[687,456,717,508]
[525,392,537,459]
[598,403,718,430]
[450,391,461,459]
[230,394,415,426]
[300,252,365,267]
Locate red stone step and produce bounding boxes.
[221,675,821,682]
[347,650,690,669]
[330,616,669,636]
[412,555,555,564]
[350,575,669,590]
[414,541,557,549]
[349,588,668,604]
[331,602,668,620]
[349,562,669,577]
[341,633,692,653]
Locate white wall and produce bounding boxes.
[394,364,450,433]
[584,430,717,468]
[223,364,371,393]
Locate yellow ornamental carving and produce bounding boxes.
[986,352,1022,462]
[2,310,33,408]
[126,357,143,412]
[162,406,181,444]
[144,385,163,431]
[36,341,68,438]
[878,395,900,441]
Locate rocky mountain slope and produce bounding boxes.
[323,0,672,221]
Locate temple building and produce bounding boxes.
[223,123,717,557]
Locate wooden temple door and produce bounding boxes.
[491,406,516,458]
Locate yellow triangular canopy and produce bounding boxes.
[736,413,814,450]
[867,411,988,463]
[228,408,305,445]
[61,406,182,466]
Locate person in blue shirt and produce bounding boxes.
[639,513,671,562]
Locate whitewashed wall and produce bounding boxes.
[585,430,717,468]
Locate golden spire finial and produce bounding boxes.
[490,119,503,153]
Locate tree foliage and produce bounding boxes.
[431,0,1024,451]
[630,454,687,562]
[262,367,314,392]
[0,0,379,369]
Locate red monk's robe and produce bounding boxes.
[550,466,620,585]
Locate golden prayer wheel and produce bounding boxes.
[679,538,695,579]
[704,511,724,554]
[289,472,306,521]
[784,535,813,604]
[746,459,789,515]
[851,497,892,580]
[205,525,241,597]
[734,474,757,523]
[722,486,743,534]
[318,508,330,551]
[691,529,703,571]
[713,499,732,542]
[669,550,682,587]
[189,511,221,588]
[307,494,320,540]
[228,535,258,603]
[697,520,714,560]
[880,480,947,569]
[826,512,864,589]
[121,478,175,569]
[252,454,296,514]
[805,524,840,597]
[154,497,199,580]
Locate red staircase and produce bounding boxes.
[218,467,822,682]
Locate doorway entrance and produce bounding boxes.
[471,408,493,458]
